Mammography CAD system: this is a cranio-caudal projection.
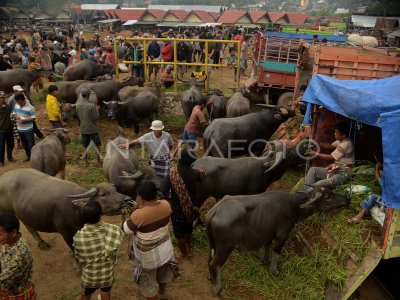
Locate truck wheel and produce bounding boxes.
[277,92,294,109]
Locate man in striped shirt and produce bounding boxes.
[304,122,354,191]
[12,93,36,162]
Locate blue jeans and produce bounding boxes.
[19,130,35,159]
[0,130,14,163]
[360,194,382,212]
[181,131,197,149]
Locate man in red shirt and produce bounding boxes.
[161,40,173,67]
[172,99,207,156]
[103,45,115,66]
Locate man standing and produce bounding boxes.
[73,201,123,300]
[46,85,66,128]
[0,91,15,167]
[240,36,249,77]
[0,213,35,299]
[12,93,36,162]
[118,120,174,179]
[123,181,175,300]
[147,38,161,81]
[75,87,101,165]
[173,98,207,155]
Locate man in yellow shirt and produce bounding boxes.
[46,85,66,128]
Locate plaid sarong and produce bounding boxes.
[0,283,36,300]
[169,165,198,223]
[11,119,19,140]
[150,156,170,179]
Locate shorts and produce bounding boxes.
[138,264,173,298]
[180,131,197,149]
[81,133,101,148]
[83,286,112,295]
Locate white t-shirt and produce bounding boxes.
[331,138,354,166]
[137,131,174,158]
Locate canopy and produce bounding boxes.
[263,31,347,43]
[98,18,120,24]
[303,74,400,208]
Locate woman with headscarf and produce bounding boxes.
[162,147,204,259]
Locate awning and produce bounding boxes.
[200,22,222,27]
[135,21,158,25]
[157,22,181,27]
[176,22,205,27]
[98,18,120,24]
[123,20,138,26]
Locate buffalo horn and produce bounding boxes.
[71,104,77,108]
[62,128,70,133]
[44,128,56,132]
[119,170,143,179]
[103,101,110,105]
[299,187,326,208]
[264,151,284,173]
[67,187,97,199]
[255,104,276,109]
[177,75,190,84]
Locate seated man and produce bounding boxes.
[161,65,174,88]
[191,65,207,81]
[303,122,354,191]
[348,163,385,225]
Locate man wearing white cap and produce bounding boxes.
[118,120,174,179]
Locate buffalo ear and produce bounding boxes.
[274,114,283,121]
[71,198,91,207]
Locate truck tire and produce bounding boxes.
[277,92,294,109]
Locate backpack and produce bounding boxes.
[177,42,188,61]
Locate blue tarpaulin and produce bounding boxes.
[303,74,400,209]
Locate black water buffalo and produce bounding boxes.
[103,137,161,197]
[180,76,206,121]
[0,69,49,94]
[203,107,294,158]
[0,168,131,249]
[226,86,250,118]
[118,82,161,101]
[54,80,92,103]
[63,60,114,81]
[206,187,350,295]
[105,91,159,135]
[76,77,143,104]
[30,128,70,179]
[207,91,227,120]
[192,142,305,205]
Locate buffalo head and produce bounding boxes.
[300,186,351,212]
[104,100,124,119]
[119,165,161,191]
[68,183,131,215]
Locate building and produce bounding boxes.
[148,5,226,13]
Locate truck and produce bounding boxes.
[298,44,400,299]
[249,31,347,107]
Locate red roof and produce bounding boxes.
[114,9,146,22]
[185,10,215,23]
[105,9,117,19]
[167,9,189,21]
[268,12,288,23]
[218,10,248,24]
[147,9,167,21]
[248,11,271,23]
[208,12,219,21]
[286,13,310,24]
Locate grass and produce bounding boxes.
[160,114,186,133]
[30,86,48,105]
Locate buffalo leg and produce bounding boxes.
[209,245,234,295]
[262,245,270,265]
[118,126,124,137]
[269,251,281,276]
[24,225,50,250]
[269,226,291,275]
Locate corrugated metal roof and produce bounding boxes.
[81,4,120,10]
[268,12,288,23]
[148,5,225,13]
[351,15,377,28]
[286,13,310,24]
[218,10,247,24]
[248,11,270,23]
[114,9,146,22]
[167,10,189,21]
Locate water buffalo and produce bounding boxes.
[75,77,144,104]
[179,76,206,121]
[207,91,227,120]
[54,80,92,103]
[103,137,161,197]
[226,86,250,118]
[30,128,70,179]
[118,82,161,101]
[206,187,350,295]
[105,91,159,135]
[63,60,114,81]
[0,69,49,94]
[203,107,294,158]
[0,168,131,249]
[47,33,66,45]
[192,142,305,206]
